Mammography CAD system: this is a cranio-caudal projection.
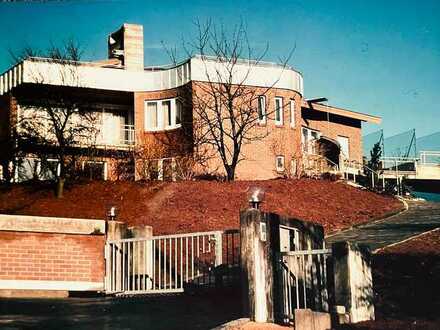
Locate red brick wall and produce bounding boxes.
[132,82,364,180]
[0,232,105,283]
[191,82,303,180]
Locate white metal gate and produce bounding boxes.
[279,248,332,322]
[105,230,239,295]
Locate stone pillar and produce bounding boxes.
[128,225,154,290]
[106,221,128,292]
[240,208,274,323]
[107,221,128,241]
[331,241,375,323]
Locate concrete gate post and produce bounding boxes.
[240,208,275,323]
[129,225,154,290]
[106,221,128,291]
[331,241,375,323]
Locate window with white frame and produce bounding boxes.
[276,155,285,172]
[290,99,296,127]
[302,127,321,154]
[144,98,183,131]
[163,100,172,128]
[176,99,183,125]
[275,97,283,125]
[257,95,266,124]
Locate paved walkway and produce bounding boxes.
[326,200,440,252]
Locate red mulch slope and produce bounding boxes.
[0,179,402,234]
[338,229,440,330]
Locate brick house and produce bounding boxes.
[0,23,380,182]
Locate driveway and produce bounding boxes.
[326,200,440,251]
[0,288,242,330]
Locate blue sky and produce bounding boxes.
[1,0,439,138]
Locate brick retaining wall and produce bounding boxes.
[0,214,107,294]
[0,232,105,284]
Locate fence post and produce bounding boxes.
[331,241,375,324]
[215,232,223,267]
[240,208,275,323]
[106,221,128,293]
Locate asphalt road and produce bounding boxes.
[326,200,440,251]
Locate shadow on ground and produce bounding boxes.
[0,287,243,330]
[337,249,440,329]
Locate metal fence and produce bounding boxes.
[419,151,440,166]
[105,230,240,295]
[278,248,332,323]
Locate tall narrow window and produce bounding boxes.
[275,97,283,125]
[258,96,266,124]
[146,102,158,130]
[276,155,285,172]
[163,100,172,127]
[176,100,183,125]
[290,99,296,127]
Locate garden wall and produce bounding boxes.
[0,214,107,297]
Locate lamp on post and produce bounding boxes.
[108,206,117,221]
[247,187,265,210]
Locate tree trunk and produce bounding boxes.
[56,177,65,198]
[226,165,236,181]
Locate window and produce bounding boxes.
[146,102,158,130]
[176,99,183,125]
[144,98,183,131]
[290,99,296,127]
[162,100,172,127]
[81,161,107,180]
[337,136,350,159]
[258,96,266,124]
[276,155,285,172]
[275,97,283,125]
[302,127,321,154]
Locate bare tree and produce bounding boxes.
[11,40,99,197]
[166,19,294,181]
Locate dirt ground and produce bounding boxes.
[337,229,440,330]
[0,178,402,234]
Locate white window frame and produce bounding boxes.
[144,98,182,132]
[275,97,283,126]
[276,155,285,172]
[257,95,266,124]
[175,99,183,126]
[290,99,296,128]
[302,127,321,154]
[162,100,173,129]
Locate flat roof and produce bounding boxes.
[302,101,382,124]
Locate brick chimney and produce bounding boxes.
[108,23,144,71]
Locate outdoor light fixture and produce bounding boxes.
[247,186,265,209]
[108,206,117,221]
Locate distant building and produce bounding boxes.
[0,23,381,182]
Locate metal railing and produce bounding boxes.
[419,151,440,166]
[105,230,240,295]
[278,248,332,323]
[303,153,340,177]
